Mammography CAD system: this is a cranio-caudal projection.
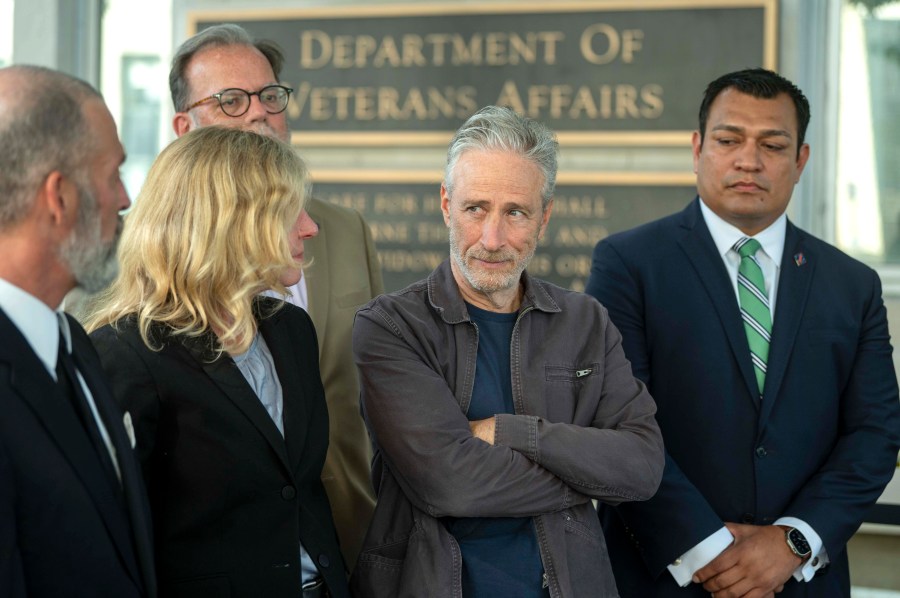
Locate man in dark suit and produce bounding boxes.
[168,24,383,569]
[586,68,900,597]
[0,66,155,597]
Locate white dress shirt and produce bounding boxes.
[0,277,120,480]
[665,200,827,586]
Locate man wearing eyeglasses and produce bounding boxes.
[168,24,384,576]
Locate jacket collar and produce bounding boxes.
[176,297,296,476]
[759,221,814,421]
[677,199,760,405]
[677,198,815,415]
[425,258,561,324]
[0,308,145,589]
[0,278,60,376]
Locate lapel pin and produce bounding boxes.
[794,252,807,267]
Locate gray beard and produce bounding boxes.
[448,222,534,295]
[58,184,121,294]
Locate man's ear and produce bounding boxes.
[691,130,703,174]
[440,182,452,227]
[40,171,77,227]
[539,198,554,240]
[795,143,811,182]
[173,112,192,137]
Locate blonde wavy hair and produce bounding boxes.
[85,126,310,355]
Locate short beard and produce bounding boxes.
[58,182,122,294]
[448,220,536,294]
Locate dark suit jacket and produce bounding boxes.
[586,198,900,597]
[0,309,156,598]
[90,299,349,598]
[305,198,383,570]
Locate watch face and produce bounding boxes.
[788,528,811,557]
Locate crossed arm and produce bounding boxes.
[352,302,663,519]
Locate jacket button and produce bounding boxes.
[318,554,330,568]
[741,513,755,523]
[755,446,767,458]
[281,485,296,500]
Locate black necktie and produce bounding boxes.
[57,335,122,492]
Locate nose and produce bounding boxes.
[297,210,319,239]
[734,141,762,171]
[118,179,132,212]
[480,213,506,251]
[245,93,270,121]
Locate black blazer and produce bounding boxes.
[586,198,900,597]
[90,299,349,598]
[0,309,156,598]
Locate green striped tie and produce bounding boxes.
[734,237,772,398]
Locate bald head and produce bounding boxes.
[0,66,129,308]
[0,65,102,230]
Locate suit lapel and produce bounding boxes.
[305,199,332,348]
[69,323,156,597]
[759,223,814,424]
[181,331,293,475]
[0,311,141,587]
[259,306,310,475]
[676,200,760,406]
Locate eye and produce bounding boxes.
[717,137,737,146]
[220,93,243,106]
[762,143,786,151]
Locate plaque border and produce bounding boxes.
[310,169,697,186]
[186,0,777,148]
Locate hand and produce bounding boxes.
[693,523,800,597]
[469,417,496,445]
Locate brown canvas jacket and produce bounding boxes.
[350,259,664,598]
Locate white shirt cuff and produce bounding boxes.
[775,516,829,581]
[667,526,734,587]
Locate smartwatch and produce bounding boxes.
[785,527,812,560]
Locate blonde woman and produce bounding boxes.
[87,127,349,598]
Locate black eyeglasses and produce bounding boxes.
[186,85,293,117]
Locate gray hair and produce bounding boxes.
[0,65,101,230]
[170,23,285,112]
[444,105,559,208]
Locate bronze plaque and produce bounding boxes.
[313,177,697,292]
[189,1,776,146]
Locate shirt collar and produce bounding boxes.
[427,259,561,324]
[698,198,787,267]
[0,277,63,375]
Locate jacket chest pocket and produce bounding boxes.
[542,363,601,423]
[545,363,600,384]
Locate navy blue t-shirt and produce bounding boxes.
[442,303,548,598]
